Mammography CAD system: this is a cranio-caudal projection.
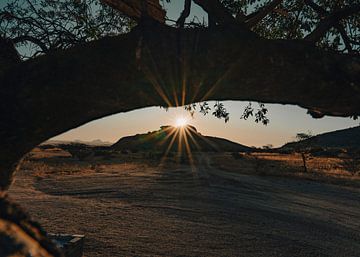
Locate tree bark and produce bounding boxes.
[0,197,62,257]
[0,22,360,190]
[0,37,20,72]
[101,0,166,23]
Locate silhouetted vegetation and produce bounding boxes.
[342,151,360,175]
[231,152,243,160]
[60,143,93,161]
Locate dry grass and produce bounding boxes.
[19,147,154,179]
[211,152,360,188]
[9,147,360,257]
[25,147,360,188]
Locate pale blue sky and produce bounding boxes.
[2,1,358,147]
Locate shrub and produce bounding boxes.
[121,149,129,155]
[231,152,242,159]
[342,154,360,175]
[61,143,92,161]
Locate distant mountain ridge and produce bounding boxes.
[111,125,252,152]
[282,126,360,149]
[45,139,112,146]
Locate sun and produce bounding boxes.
[175,117,188,128]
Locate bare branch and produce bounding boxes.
[192,0,236,25]
[176,0,192,28]
[12,35,49,53]
[235,11,247,23]
[304,0,324,16]
[1,2,131,57]
[245,0,283,28]
[337,25,354,53]
[100,0,166,23]
[305,4,360,43]
[304,0,354,52]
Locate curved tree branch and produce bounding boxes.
[337,25,355,53]
[245,0,283,28]
[304,0,355,53]
[12,35,49,53]
[192,0,255,33]
[1,1,360,255]
[303,0,325,17]
[0,23,359,191]
[305,4,360,43]
[100,0,166,23]
[192,0,236,25]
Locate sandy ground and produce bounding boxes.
[8,153,360,257]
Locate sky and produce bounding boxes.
[2,1,358,147]
[51,101,358,147]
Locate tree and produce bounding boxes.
[0,0,359,255]
[295,131,314,142]
[262,144,273,150]
[294,130,314,173]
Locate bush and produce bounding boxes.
[231,152,242,159]
[342,154,360,175]
[60,143,92,161]
[308,147,325,155]
[278,149,294,154]
[121,149,129,154]
[94,149,111,156]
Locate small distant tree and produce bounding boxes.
[294,131,314,173]
[262,144,273,150]
[295,131,314,142]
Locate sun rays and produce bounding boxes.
[174,116,189,128]
[156,122,214,172]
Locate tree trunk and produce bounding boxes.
[301,152,308,173]
[0,197,62,257]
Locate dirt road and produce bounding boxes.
[8,154,360,256]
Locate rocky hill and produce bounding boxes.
[112,125,252,152]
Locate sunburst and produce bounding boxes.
[174,116,189,128]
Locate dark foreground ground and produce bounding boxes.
[8,152,360,257]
